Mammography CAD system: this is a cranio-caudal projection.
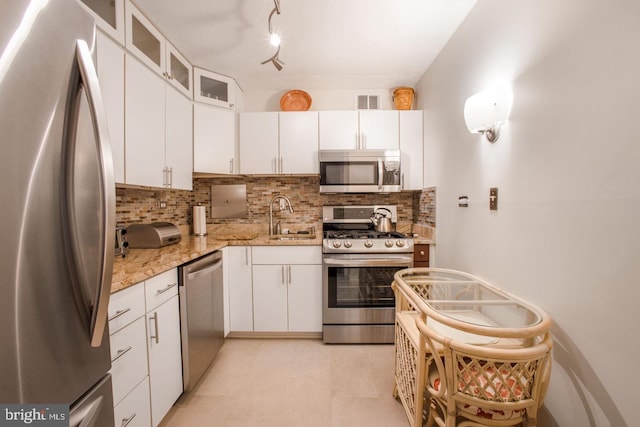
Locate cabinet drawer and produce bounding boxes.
[252,246,321,265]
[113,377,151,427]
[145,269,178,311]
[110,317,149,405]
[413,244,430,267]
[109,283,146,335]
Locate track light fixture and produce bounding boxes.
[261,0,284,71]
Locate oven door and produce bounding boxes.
[322,253,413,325]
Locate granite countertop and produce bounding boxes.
[413,237,436,245]
[111,223,432,294]
[111,225,322,294]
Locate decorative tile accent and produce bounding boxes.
[416,187,436,227]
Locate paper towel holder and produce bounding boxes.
[192,203,208,236]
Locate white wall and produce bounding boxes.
[243,89,396,112]
[416,0,639,425]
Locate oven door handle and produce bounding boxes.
[323,256,413,267]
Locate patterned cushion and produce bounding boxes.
[429,365,526,421]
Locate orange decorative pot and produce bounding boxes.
[393,87,415,110]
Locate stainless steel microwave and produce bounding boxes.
[319,149,401,193]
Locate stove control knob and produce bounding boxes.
[364,240,373,248]
[332,241,342,249]
[385,240,394,248]
[344,241,352,248]
[396,240,406,248]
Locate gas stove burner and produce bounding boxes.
[324,230,408,240]
[321,204,414,254]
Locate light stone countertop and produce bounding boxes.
[111,227,322,294]
[111,223,432,294]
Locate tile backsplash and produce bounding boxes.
[116,177,436,231]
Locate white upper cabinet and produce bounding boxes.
[125,0,192,99]
[125,54,193,190]
[125,55,165,188]
[359,110,399,149]
[125,1,165,75]
[279,112,319,174]
[165,85,193,190]
[239,113,279,174]
[193,104,238,174]
[319,111,399,150]
[78,0,125,44]
[399,110,424,190]
[194,68,236,110]
[95,31,125,183]
[239,112,319,174]
[165,42,192,98]
[318,111,359,150]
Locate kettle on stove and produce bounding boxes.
[370,207,394,232]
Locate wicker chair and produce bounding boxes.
[415,316,553,427]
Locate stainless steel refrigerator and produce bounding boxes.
[1,0,116,425]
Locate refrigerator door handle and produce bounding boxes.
[66,40,116,348]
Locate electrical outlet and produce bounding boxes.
[489,188,498,210]
[159,201,167,209]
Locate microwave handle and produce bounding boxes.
[378,159,383,190]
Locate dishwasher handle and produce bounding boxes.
[186,259,223,281]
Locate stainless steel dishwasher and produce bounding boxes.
[178,250,224,391]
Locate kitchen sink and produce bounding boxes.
[214,233,258,240]
[269,234,317,241]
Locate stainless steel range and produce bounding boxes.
[322,205,413,343]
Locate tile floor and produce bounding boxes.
[159,338,409,427]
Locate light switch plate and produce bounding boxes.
[489,188,498,210]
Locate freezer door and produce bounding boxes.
[69,375,115,427]
[0,0,115,405]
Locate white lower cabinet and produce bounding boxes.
[251,246,322,333]
[145,273,182,427]
[113,378,151,427]
[226,246,254,332]
[108,267,183,427]
[110,317,149,405]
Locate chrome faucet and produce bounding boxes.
[269,195,294,235]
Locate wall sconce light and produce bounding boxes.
[261,0,284,71]
[464,86,513,142]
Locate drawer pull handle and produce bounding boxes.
[419,251,425,256]
[121,412,136,427]
[111,346,133,363]
[156,283,177,295]
[108,308,131,322]
[150,312,159,344]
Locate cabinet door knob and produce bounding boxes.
[419,250,425,256]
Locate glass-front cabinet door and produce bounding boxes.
[125,0,165,75]
[165,43,192,99]
[79,0,125,43]
[194,68,235,110]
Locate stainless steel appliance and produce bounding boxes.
[179,251,224,391]
[115,226,129,257]
[319,149,401,193]
[126,222,182,248]
[1,1,116,425]
[322,206,413,343]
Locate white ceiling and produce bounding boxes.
[133,0,477,92]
